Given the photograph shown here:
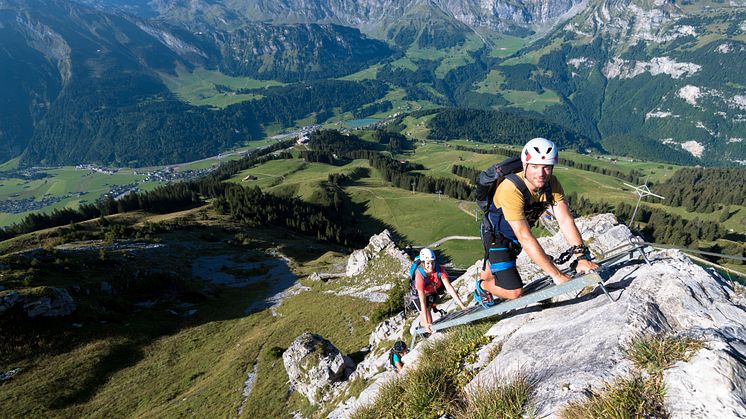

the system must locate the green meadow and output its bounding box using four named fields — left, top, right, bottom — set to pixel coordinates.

left=222, top=135, right=745, bottom=244
left=0, top=168, right=144, bottom=226
left=474, top=69, right=561, bottom=112
left=487, top=35, right=528, bottom=58
left=0, top=141, right=278, bottom=228
left=159, top=67, right=285, bottom=108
